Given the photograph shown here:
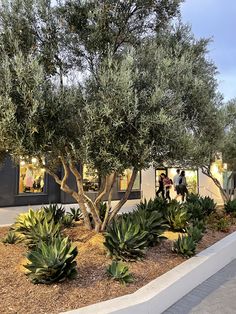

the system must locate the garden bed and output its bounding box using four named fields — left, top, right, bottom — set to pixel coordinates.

left=1, top=222, right=236, bottom=314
